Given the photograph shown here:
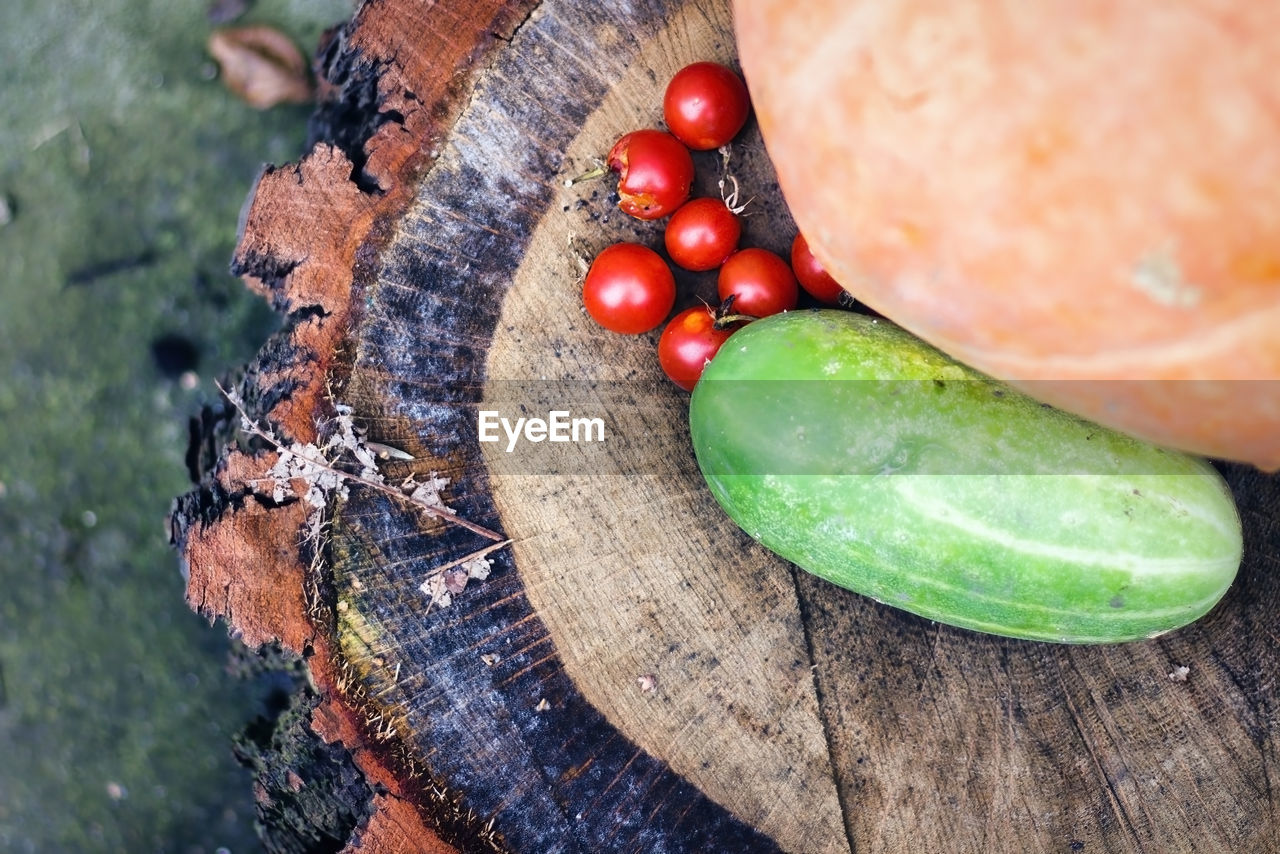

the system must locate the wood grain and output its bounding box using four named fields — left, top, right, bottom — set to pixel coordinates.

left=479, top=5, right=843, bottom=849
left=171, top=0, right=1280, bottom=851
